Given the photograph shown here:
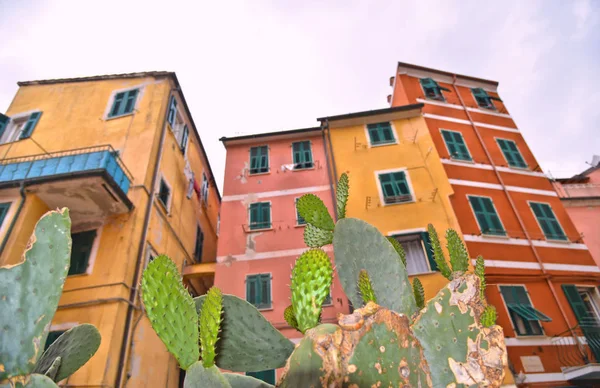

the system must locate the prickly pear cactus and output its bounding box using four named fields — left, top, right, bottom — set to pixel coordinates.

left=0, top=209, right=72, bottom=381
left=303, top=224, right=333, bottom=248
